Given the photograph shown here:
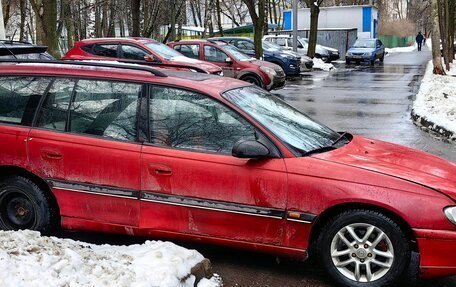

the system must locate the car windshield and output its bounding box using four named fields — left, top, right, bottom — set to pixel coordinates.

left=223, top=86, right=341, bottom=154
left=145, top=42, right=183, bottom=59
left=222, top=44, right=253, bottom=60
left=352, top=39, right=376, bottom=48
left=263, top=41, right=283, bottom=51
